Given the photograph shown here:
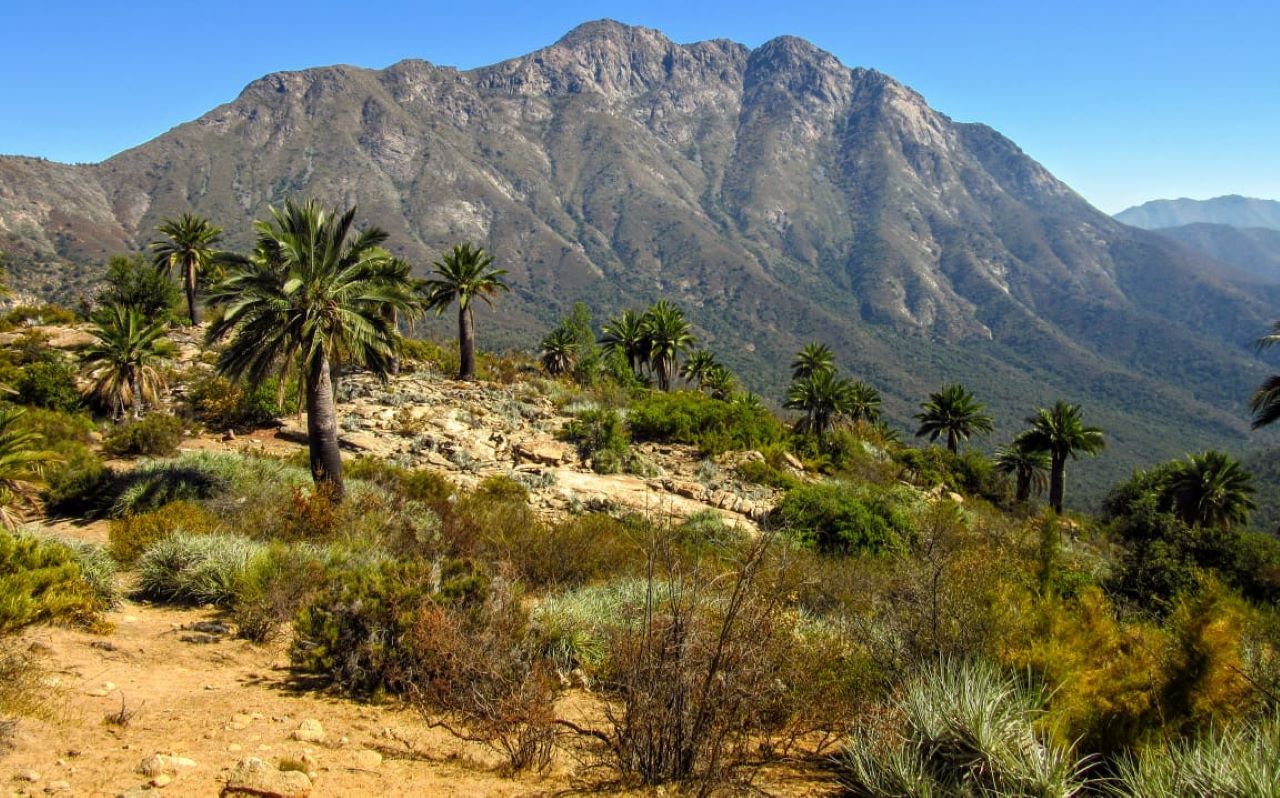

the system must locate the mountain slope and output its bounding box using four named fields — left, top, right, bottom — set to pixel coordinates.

left=1144, top=223, right=1280, bottom=283
left=1, top=19, right=1276, bottom=505
left=1116, top=195, right=1280, bottom=231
